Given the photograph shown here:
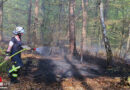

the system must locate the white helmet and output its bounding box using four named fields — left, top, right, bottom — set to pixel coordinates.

left=13, top=26, right=25, bottom=35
